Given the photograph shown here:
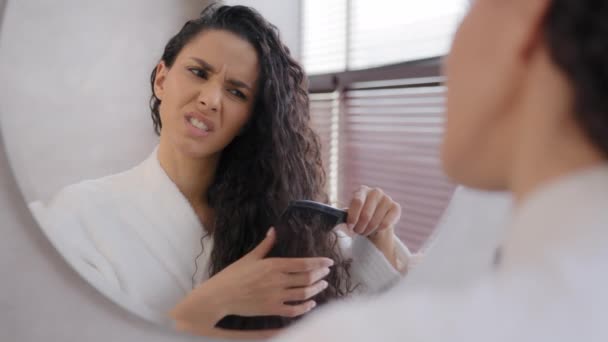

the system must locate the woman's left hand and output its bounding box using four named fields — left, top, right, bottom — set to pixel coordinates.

left=346, top=185, right=401, bottom=238
left=346, top=185, right=403, bottom=271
